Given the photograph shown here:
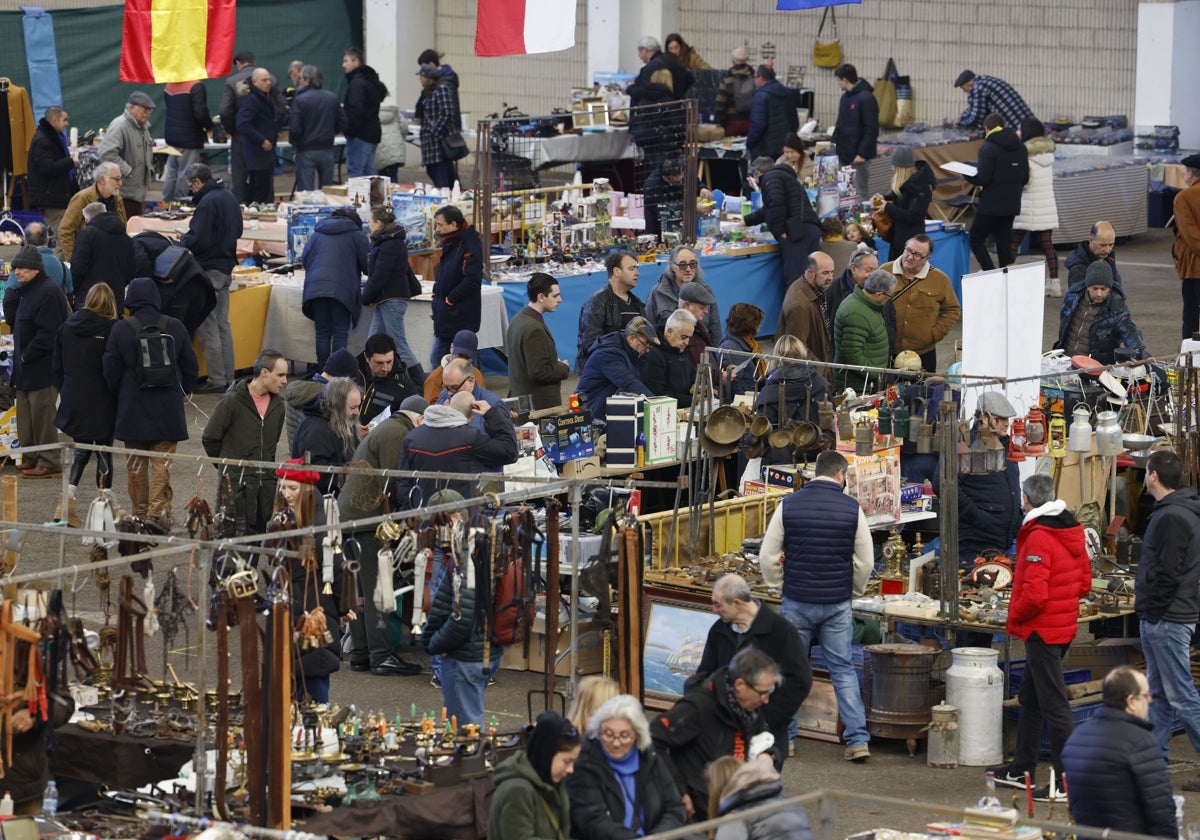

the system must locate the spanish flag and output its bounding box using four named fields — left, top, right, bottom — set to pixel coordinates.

left=120, top=0, right=237, bottom=83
